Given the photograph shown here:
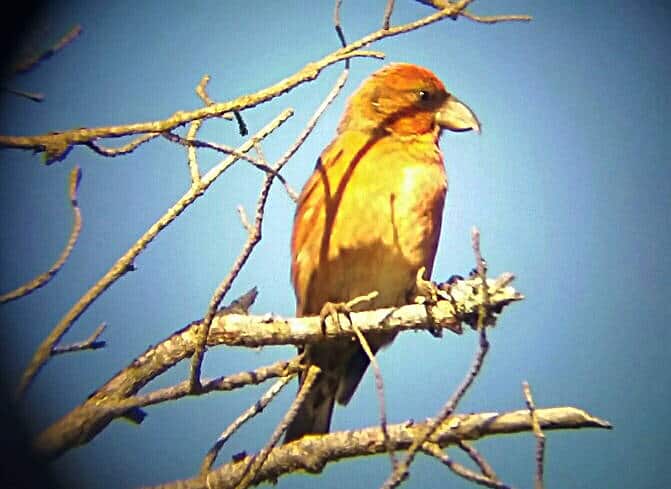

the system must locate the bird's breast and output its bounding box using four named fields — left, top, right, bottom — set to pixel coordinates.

left=292, top=132, right=447, bottom=314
